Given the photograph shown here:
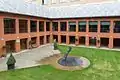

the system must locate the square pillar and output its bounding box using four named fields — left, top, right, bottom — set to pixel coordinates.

left=110, top=20, right=114, bottom=34
left=16, top=18, right=19, bottom=34
left=37, top=20, right=39, bottom=33
left=85, top=35, right=89, bottom=46
left=28, top=19, right=30, bottom=33
left=108, top=20, right=114, bottom=49
left=86, top=20, right=89, bottom=33
left=36, top=20, right=40, bottom=47
left=58, top=35, right=61, bottom=44
left=0, top=17, right=5, bottom=56
left=75, top=21, right=79, bottom=46
left=67, top=21, right=69, bottom=32
left=50, top=21, right=53, bottom=43
left=66, top=21, right=69, bottom=45
left=76, top=21, right=79, bottom=32
left=15, top=18, right=20, bottom=52
left=44, top=35, right=47, bottom=44
left=58, top=21, right=60, bottom=33
left=97, top=21, right=100, bottom=33
left=66, top=34, right=69, bottom=45
left=58, top=21, right=61, bottom=44
left=15, top=39, right=20, bottom=52
left=109, top=36, right=113, bottom=49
